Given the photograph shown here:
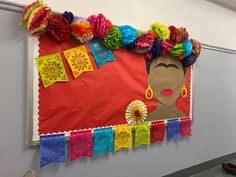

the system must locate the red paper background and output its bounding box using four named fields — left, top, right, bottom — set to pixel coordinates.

left=38, top=34, right=191, bottom=134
